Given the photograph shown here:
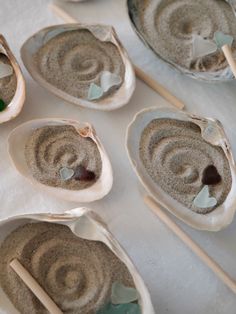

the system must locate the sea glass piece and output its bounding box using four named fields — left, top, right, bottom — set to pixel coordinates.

left=59, top=167, right=74, bottom=181
left=0, top=61, right=13, bottom=79
left=97, top=302, right=141, bottom=314
left=192, top=35, right=217, bottom=59
left=193, top=185, right=217, bottom=209
left=111, top=282, right=139, bottom=305
left=202, top=165, right=221, bottom=185
left=88, top=83, right=103, bottom=100
left=201, top=121, right=222, bottom=146
left=214, top=31, right=234, bottom=49
left=0, top=99, right=7, bottom=112
left=100, top=71, right=122, bottom=93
